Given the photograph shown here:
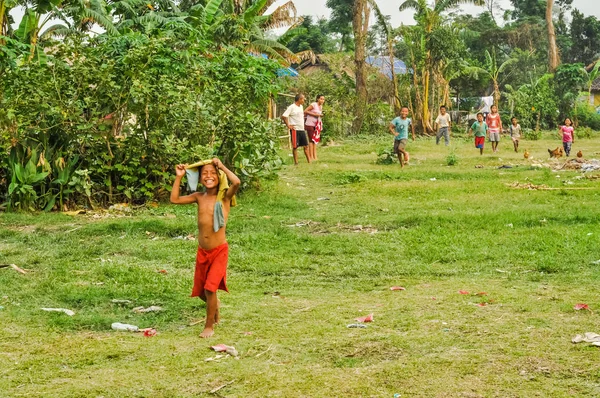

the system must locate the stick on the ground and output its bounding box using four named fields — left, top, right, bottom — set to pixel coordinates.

left=210, top=380, right=235, bottom=394
left=0, top=264, right=27, bottom=274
